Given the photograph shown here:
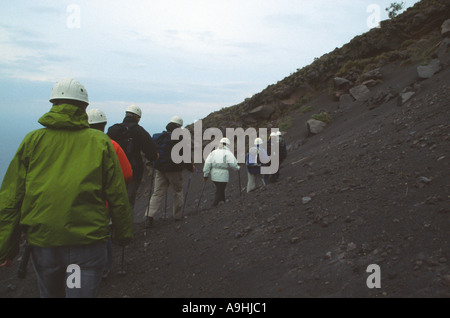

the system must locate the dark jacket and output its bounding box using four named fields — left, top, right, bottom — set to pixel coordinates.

left=154, top=122, right=194, bottom=173
left=122, top=115, right=158, bottom=179
left=267, top=136, right=288, bottom=164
